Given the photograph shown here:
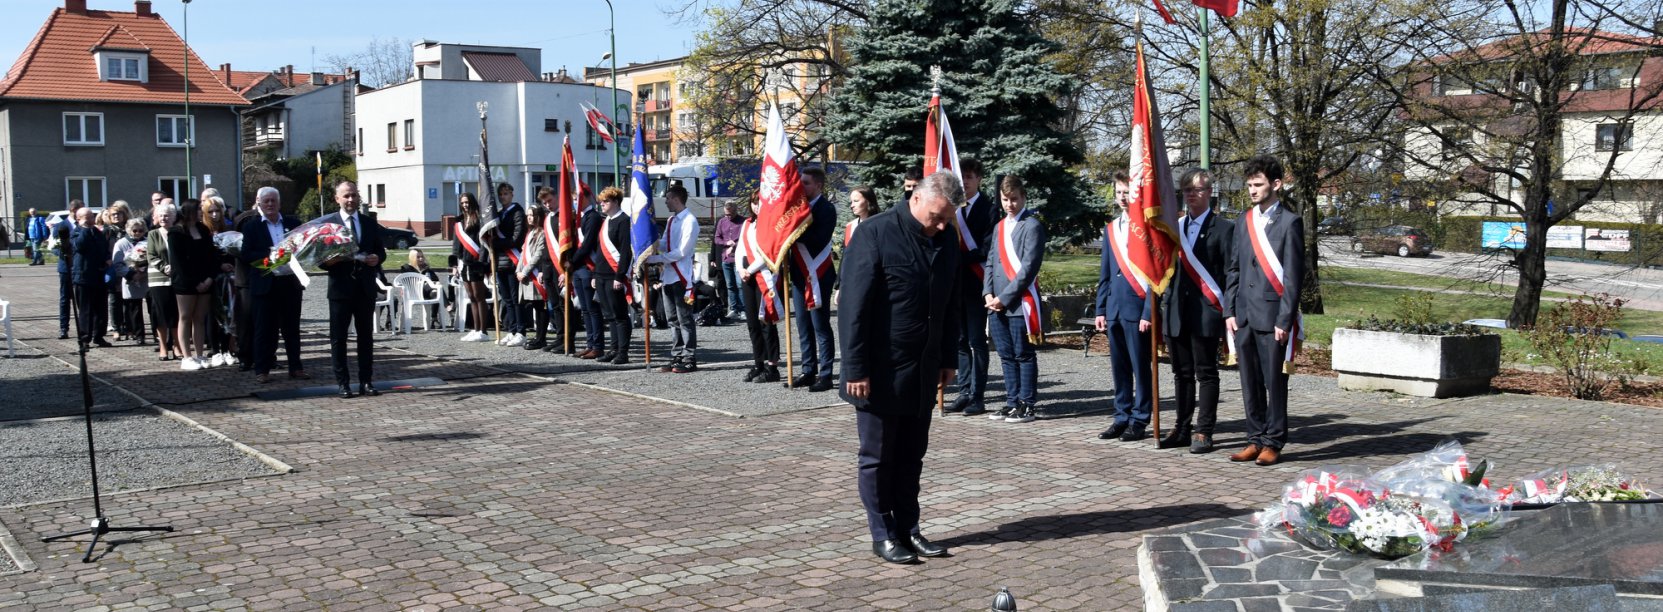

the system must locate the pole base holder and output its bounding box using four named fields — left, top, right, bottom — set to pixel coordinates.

left=42, top=517, right=174, bottom=563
